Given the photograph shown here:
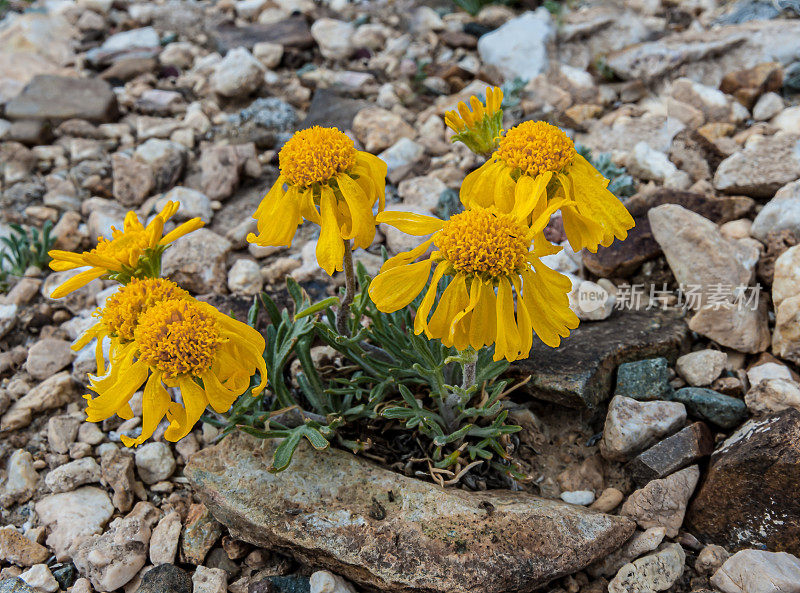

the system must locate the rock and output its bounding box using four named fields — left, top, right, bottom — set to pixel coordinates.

left=47, top=415, right=81, bottom=455
left=211, top=47, right=265, bottom=98
left=186, top=433, right=635, bottom=593
left=590, top=488, right=624, bottom=513
left=134, top=442, right=176, bottom=484
left=352, top=108, right=415, bottom=154
left=378, top=138, right=424, bottom=185
left=25, top=338, right=75, bottom=380
left=0, top=579, right=35, bottom=593
left=510, top=309, right=687, bottom=408
left=0, top=450, right=38, bottom=506
left=162, top=229, right=232, bottom=294
left=45, top=457, right=102, bottom=493
left=227, top=259, right=263, bottom=296
left=181, top=504, right=222, bottom=565
left=773, top=295, right=800, bottom=364
left=0, top=527, right=49, bottom=568
left=156, top=187, right=213, bottom=224
left=199, top=144, right=251, bottom=202
left=301, top=89, right=368, bottom=131
left=398, top=176, right=448, bottom=214
left=35, top=486, right=114, bottom=561
left=1, top=372, right=78, bottom=431
left=608, top=543, right=685, bottom=593
left=667, top=387, right=747, bottom=430
left=688, top=410, right=800, bottom=554
left=477, top=9, right=553, bottom=81
left=73, top=504, right=157, bottom=591
left=615, top=358, right=673, bottom=401
left=720, top=61, right=783, bottom=108
left=751, top=181, right=800, bottom=243
left=589, top=527, right=667, bottom=578
left=560, top=490, right=595, bottom=505
left=134, top=139, right=186, bottom=192
left=745, top=378, right=800, bottom=416
left=714, top=133, right=800, bottom=198
left=210, top=17, right=314, bottom=53
left=626, top=142, right=690, bottom=188
left=99, top=448, right=135, bottom=512
left=688, top=301, right=770, bottom=354
left=601, top=395, right=686, bottom=462
left=621, top=465, right=700, bottom=538
left=695, top=544, right=730, bottom=576
left=753, top=92, right=784, bottom=120
left=253, top=41, right=283, bottom=68
left=309, top=571, right=355, bottom=593
left=5, top=75, right=118, bottom=123
left=192, top=567, right=227, bottom=593
left=0, top=304, right=17, bottom=340
left=310, top=19, right=354, bottom=60
left=18, top=565, right=58, bottom=593
left=772, top=244, right=800, bottom=307
left=648, top=205, right=750, bottom=308
left=711, top=550, right=800, bottom=593
left=676, top=350, right=727, bottom=386
left=626, top=422, right=714, bottom=486
left=135, top=564, right=192, bottom=593
left=773, top=107, right=800, bottom=135
left=112, top=154, right=155, bottom=207
left=150, top=512, right=182, bottom=564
